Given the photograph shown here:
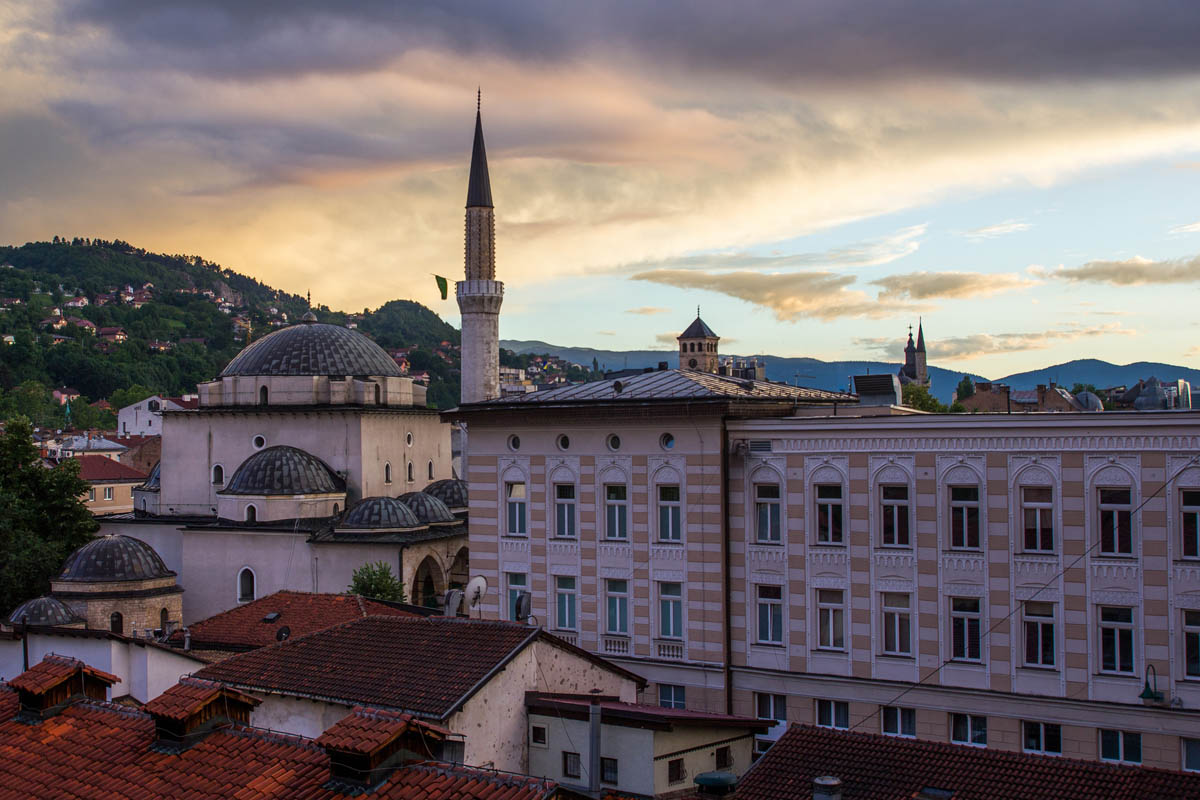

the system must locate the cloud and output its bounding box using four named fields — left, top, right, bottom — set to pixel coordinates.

left=655, top=332, right=680, bottom=345
left=1039, top=255, right=1200, bottom=285
left=871, top=270, right=1035, bottom=301
left=597, top=330, right=616, bottom=335
left=855, top=323, right=1135, bottom=361
left=624, top=306, right=671, bottom=315
left=964, top=220, right=1031, bottom=240
left=1169, top=221, right=1200, bottom=234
